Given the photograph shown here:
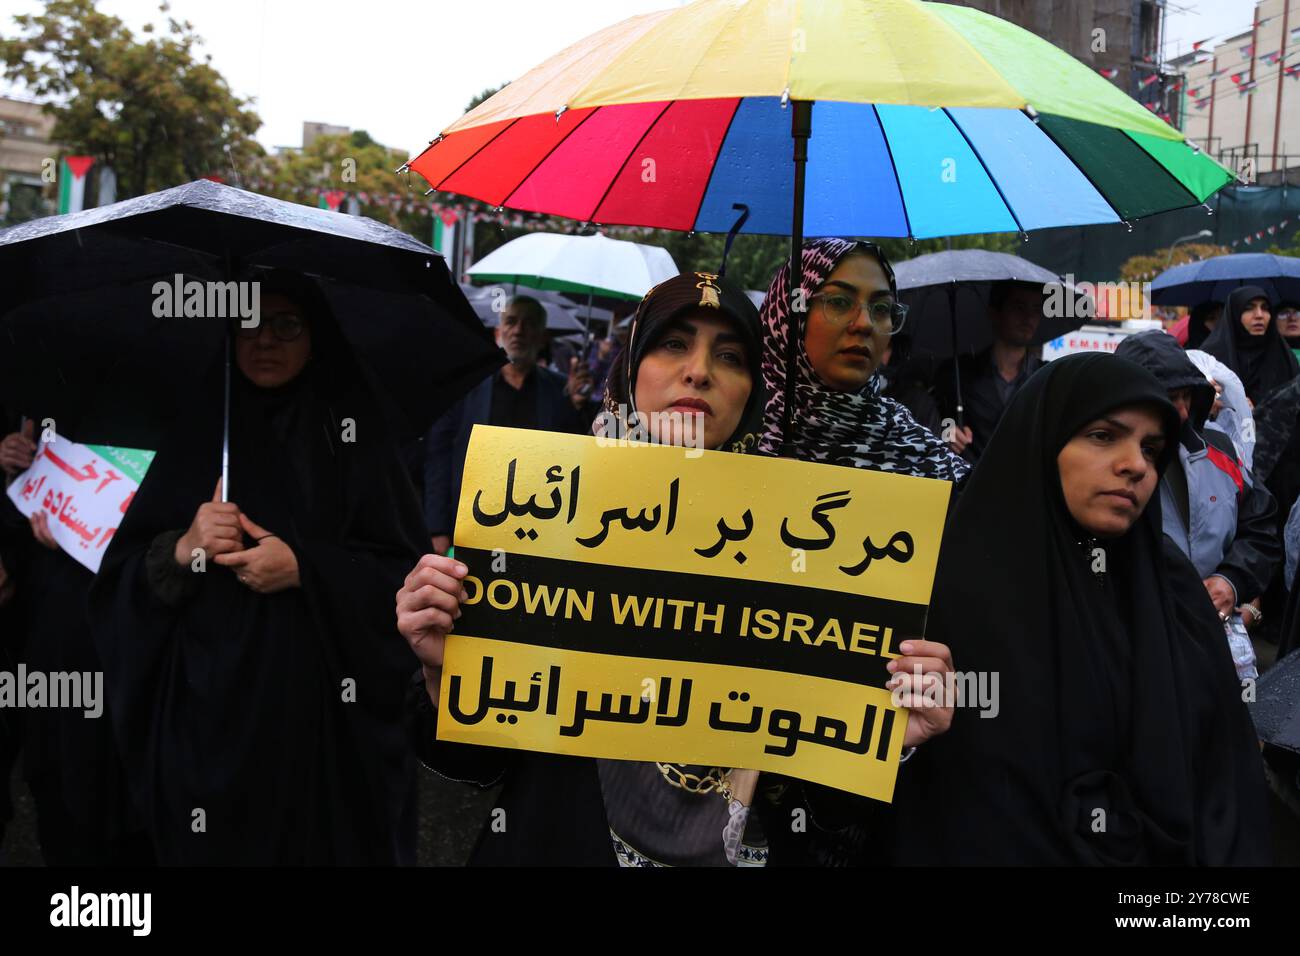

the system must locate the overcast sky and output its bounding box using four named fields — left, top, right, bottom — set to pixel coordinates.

left=0, top=0, right=1262, bottom=159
